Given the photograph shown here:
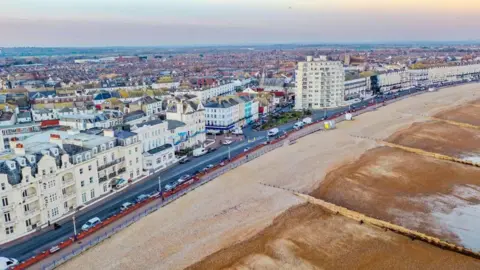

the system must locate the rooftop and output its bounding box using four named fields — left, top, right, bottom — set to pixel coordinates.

left=167, top=120, right=186, bottom=130
left=146, top=144, right=173, bottom=155
left=135, top=119, right=164, bottom=128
